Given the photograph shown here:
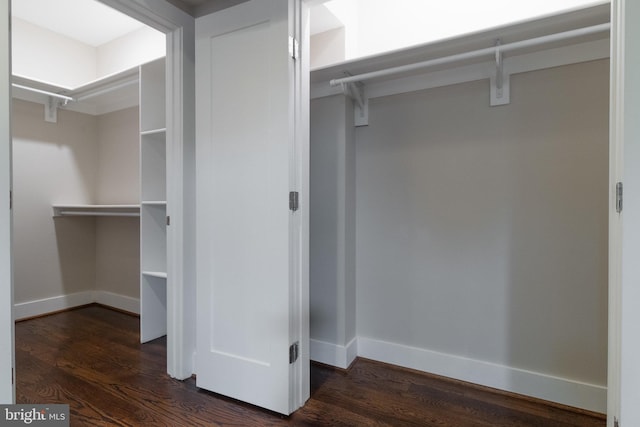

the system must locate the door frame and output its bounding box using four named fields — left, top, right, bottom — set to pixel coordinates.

left=97, top=0, right=196, bottom=380
left=608, top=2, right=622, bottom=426
left=0, top=0, right=197, bottom=403
left=0, top=0, right=14, bottom=405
